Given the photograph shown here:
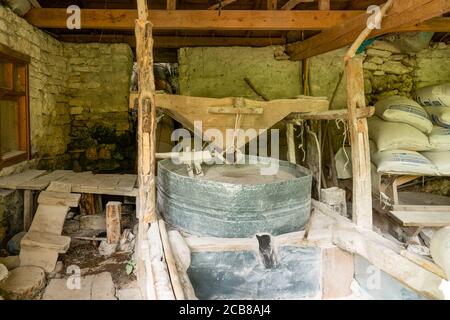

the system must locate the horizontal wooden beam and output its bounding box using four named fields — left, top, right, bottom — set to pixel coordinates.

left=399, top=17, right=450, bottom=32
left=286, top=106, right=374, bottom=121
left=25, top=9, right=364, bottom=31
left=287, top=0, right=450, bottom=60
left=57, top=34, right=286, bottom=48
